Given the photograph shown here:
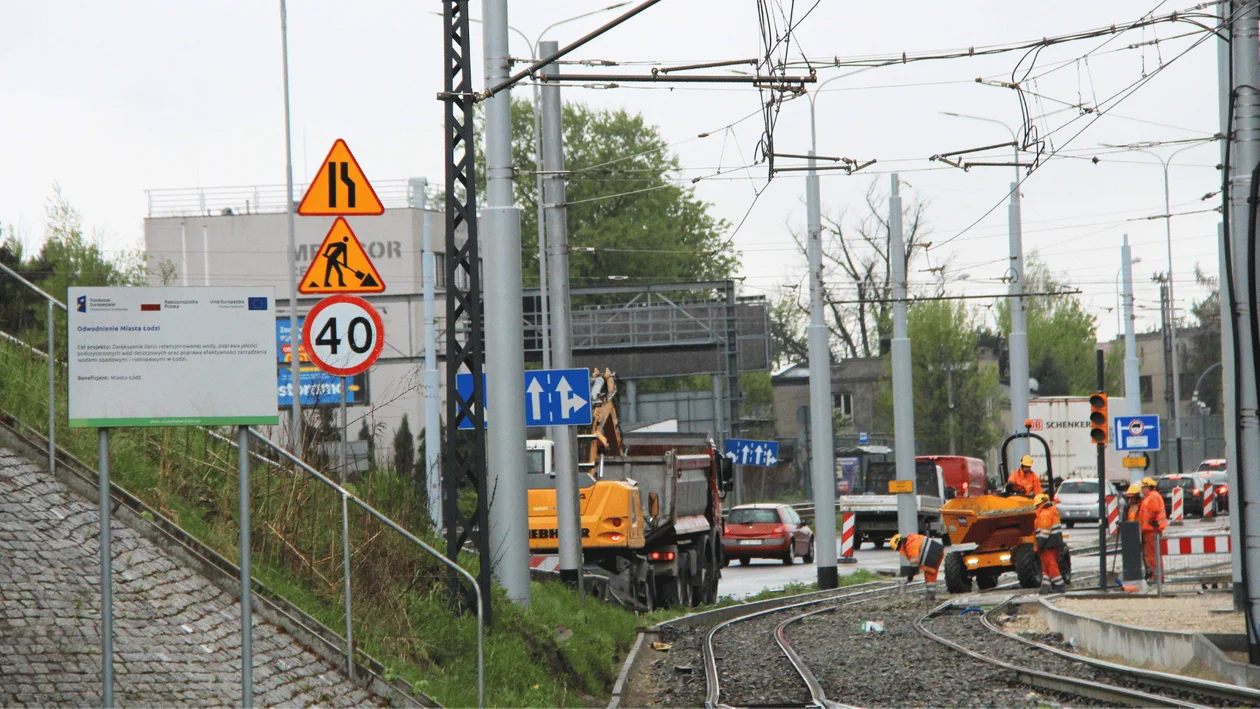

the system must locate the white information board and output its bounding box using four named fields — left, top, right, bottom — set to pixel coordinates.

left=68, top=287, right=279, bottom=428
